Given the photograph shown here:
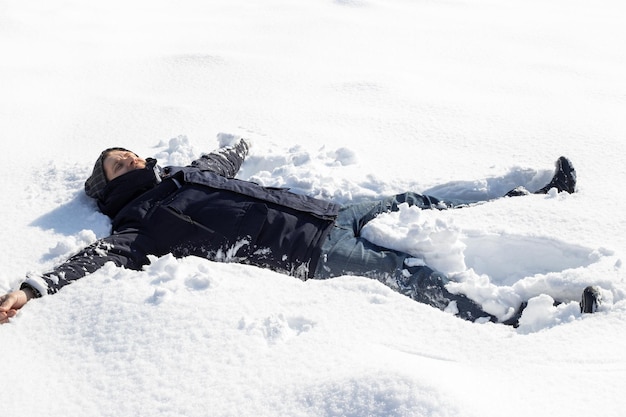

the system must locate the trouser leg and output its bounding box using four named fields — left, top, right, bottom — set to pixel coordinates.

left=314, top=192, right=439, bottom=279
left=313, top=193, right=495, bottom=322
left=398, top=266, right=496, bottom=322
left=340, top=192, right=450, bottom=236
